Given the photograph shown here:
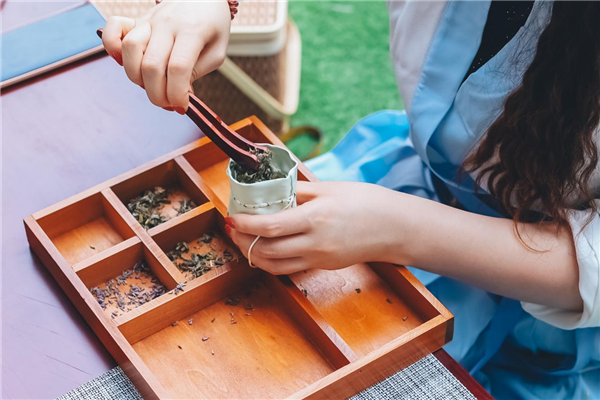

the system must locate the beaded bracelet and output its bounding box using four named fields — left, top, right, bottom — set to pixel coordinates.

left=154, top=0, right=238, bottom=20
left=228, top=0, right=239, bottom=20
